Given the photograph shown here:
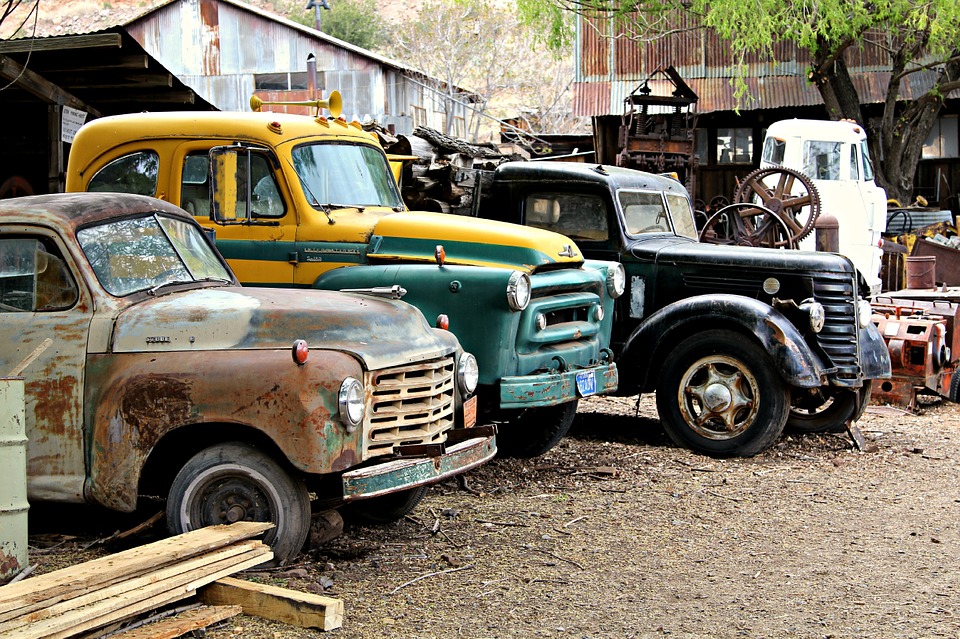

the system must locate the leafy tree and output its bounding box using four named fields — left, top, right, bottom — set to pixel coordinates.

left=518, top=0, right=960, bottom=204
left=289, top=0, right=382, bottom=50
